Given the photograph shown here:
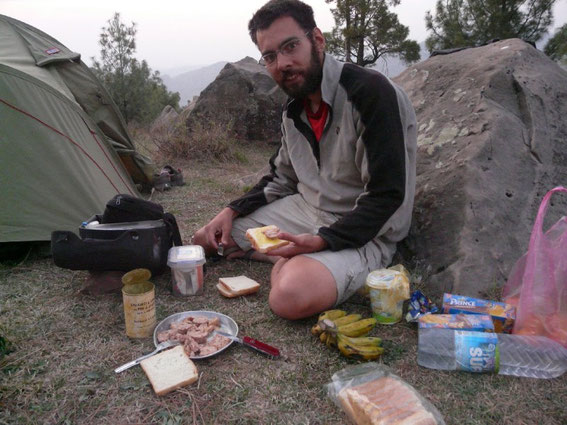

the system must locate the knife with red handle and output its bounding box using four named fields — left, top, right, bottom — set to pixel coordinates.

left=215, top=331, right=280, bottom=358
